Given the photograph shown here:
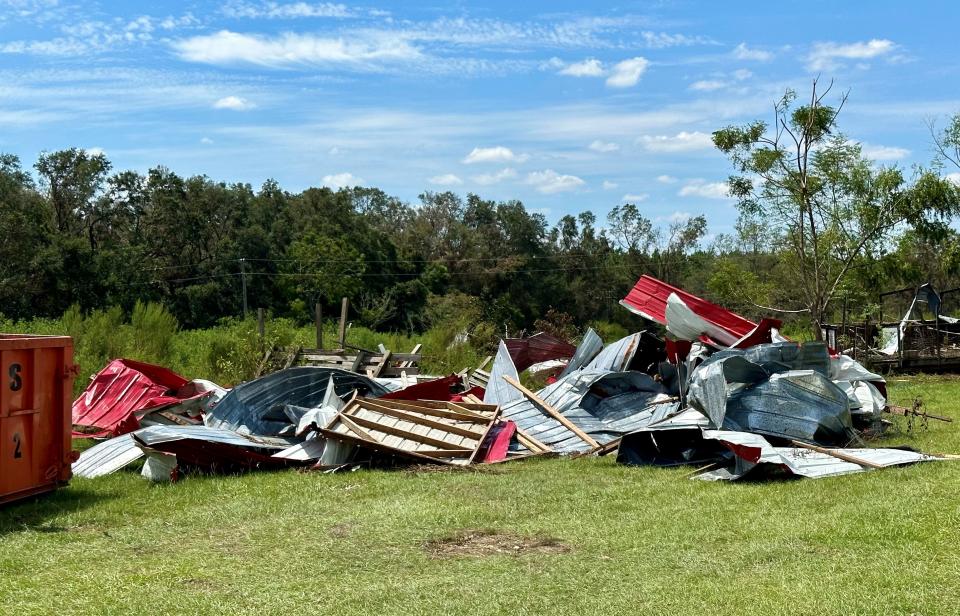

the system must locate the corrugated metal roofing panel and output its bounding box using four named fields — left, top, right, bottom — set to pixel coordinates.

left=484, top=341, right=524, bottom=407
left=72, top=434, right=144, bottom=478
left=585, top=334, right=640, bottom=372
left=206, top=367, right=389, bottom=437
left=558, top=328, right=604, bottom=378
